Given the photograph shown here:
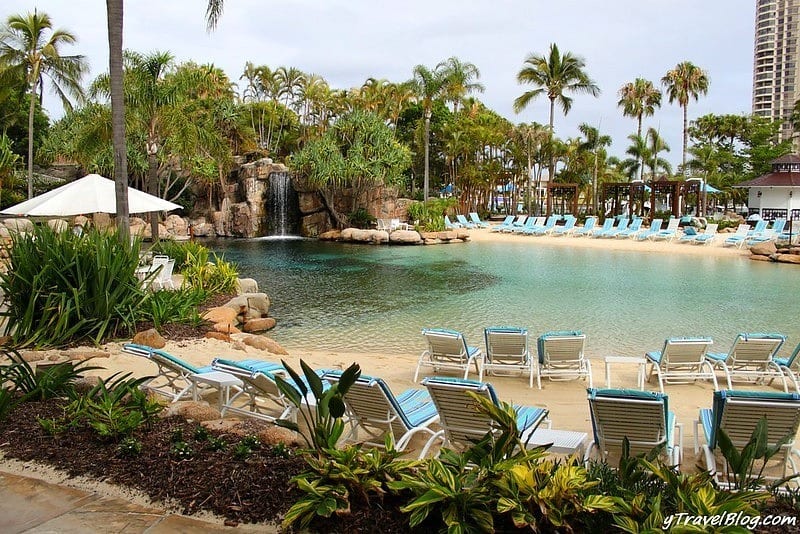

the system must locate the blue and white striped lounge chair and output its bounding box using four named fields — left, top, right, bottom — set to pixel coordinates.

left=645, top=337, right=717, bottom=393
left=746, top=218, right=786, bottom=246
left=775, top=341, right=800, bottom=393
left=650, top=218, right=681, bottom=242
left=419, top=376, right=550, bottom=456
left=444, top=215, right=462, bottom=229
left=490, top=215, right=515, bottom=232
left=414, top=328, right=483, bottom=382
left=722, top=223, right=752, bottom=248
left=469, top=212, right=490, bottom=228
left=121, top=343, right=282, bottom=403
left=634, top=219, right=662, bottom=240
left=323, top=370, right=440, bottom=455
left=456, top=214, right=476, bottom=229
left=585, top=388, right=681, bottom=466
left=705, top=333, right=787, bottom=390
left=691, top=224, right=718, bottom=245
left=615, top=217, right=643, bottom=239
left=536, top=331, right=592, bottom=389
left=483, top=326, right=534, bottom=388
left=569, top=216, right=598, bottom=237
left=584, top=217, right=612, bottom=238
left=693, top=390, right=800, bottom=489
left=598, top=218, right=629, bottom=238
left=551, top=216, right=579, bottom=236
